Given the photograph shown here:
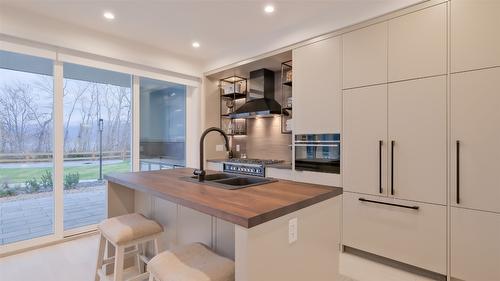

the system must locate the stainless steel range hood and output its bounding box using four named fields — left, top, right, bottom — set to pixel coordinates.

left=229, top=69, right=285, bottom=119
